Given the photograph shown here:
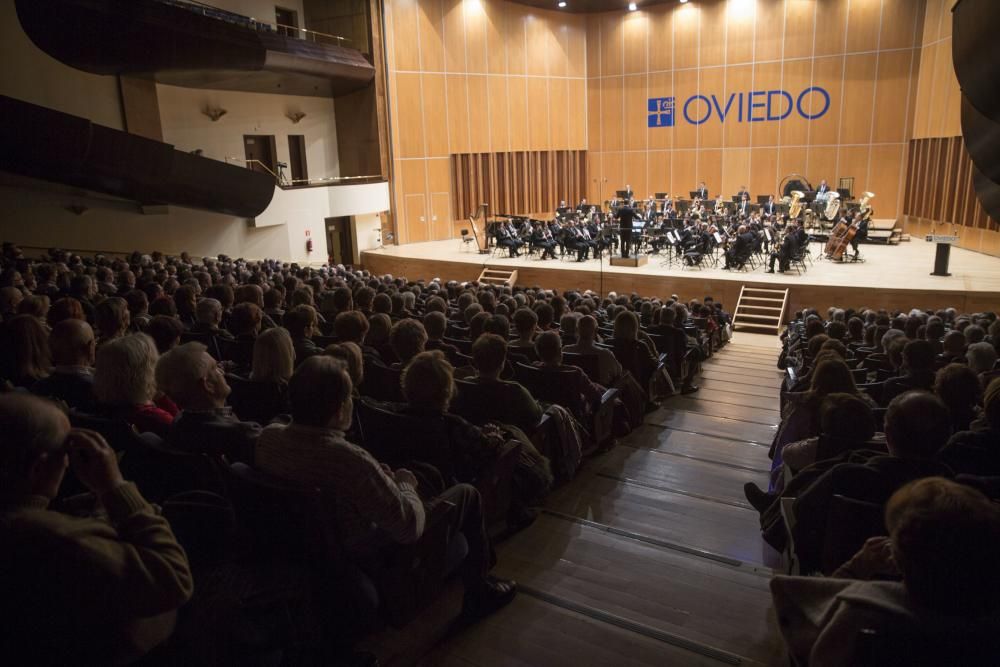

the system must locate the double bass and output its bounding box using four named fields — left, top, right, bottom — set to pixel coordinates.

left=825, top=216, right=860, bottom=260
